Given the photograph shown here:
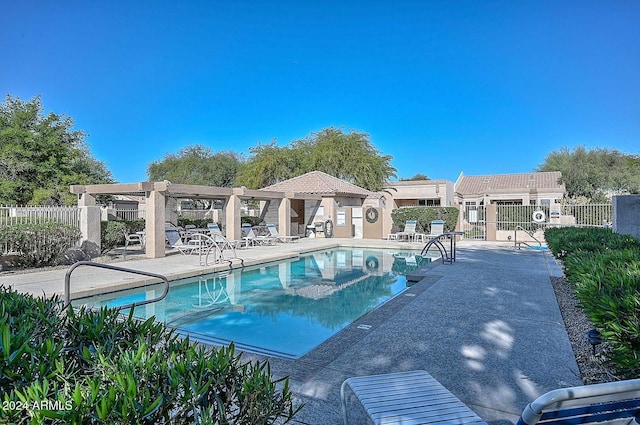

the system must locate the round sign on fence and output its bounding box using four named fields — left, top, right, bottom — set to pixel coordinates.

left=532, top=210, right=546, bottom=223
